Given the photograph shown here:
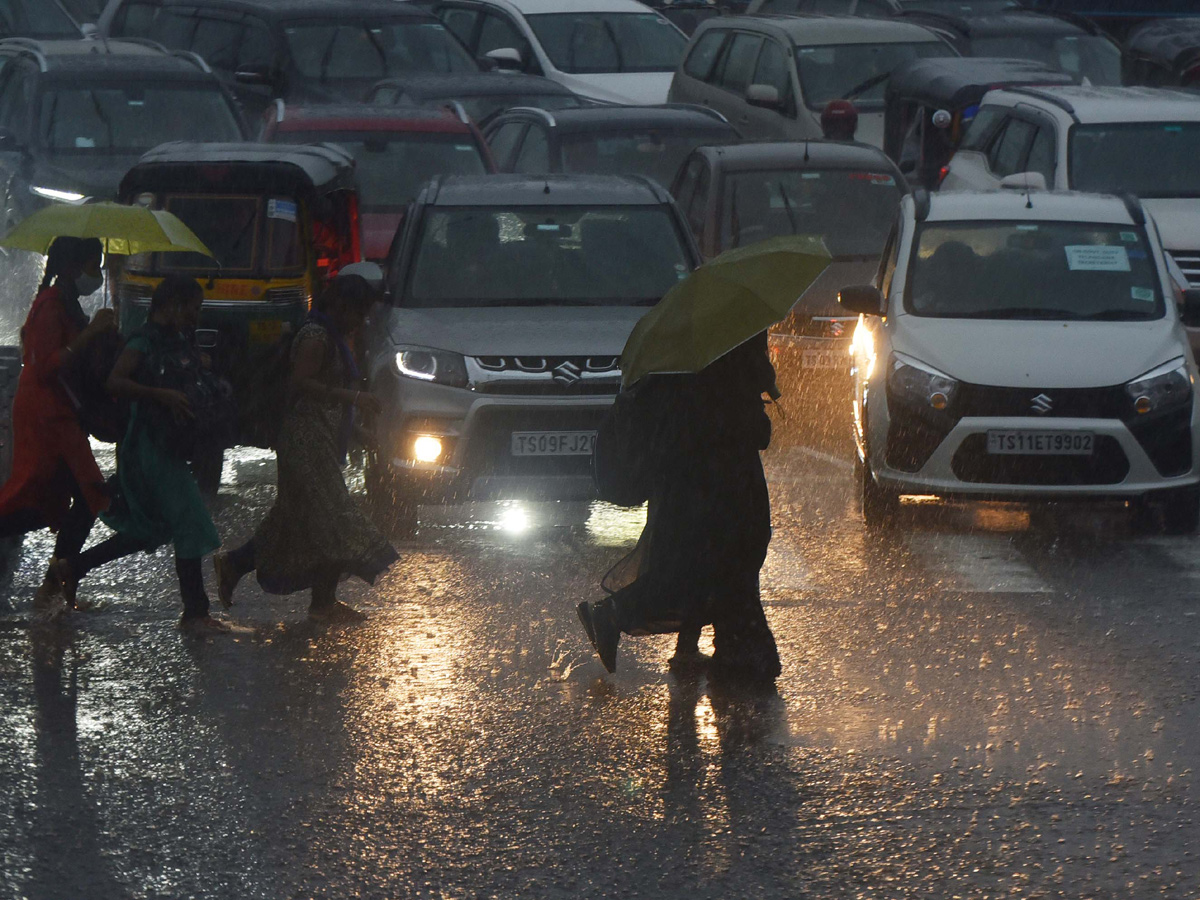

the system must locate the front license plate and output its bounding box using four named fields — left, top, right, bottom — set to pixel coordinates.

left=986, top=430, right=1094, bottom=455
left=511, top=431, right=597, bottom=456
left=802, top=349, right=843, bottom=370
left=248, top=319, right=284, bottom=343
